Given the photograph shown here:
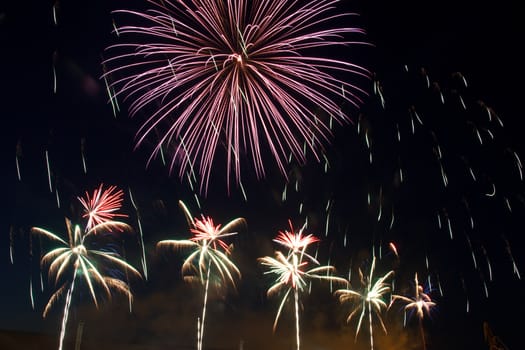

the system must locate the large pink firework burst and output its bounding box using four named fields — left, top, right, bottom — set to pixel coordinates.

left=104, top=0, right=370, bottom=192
